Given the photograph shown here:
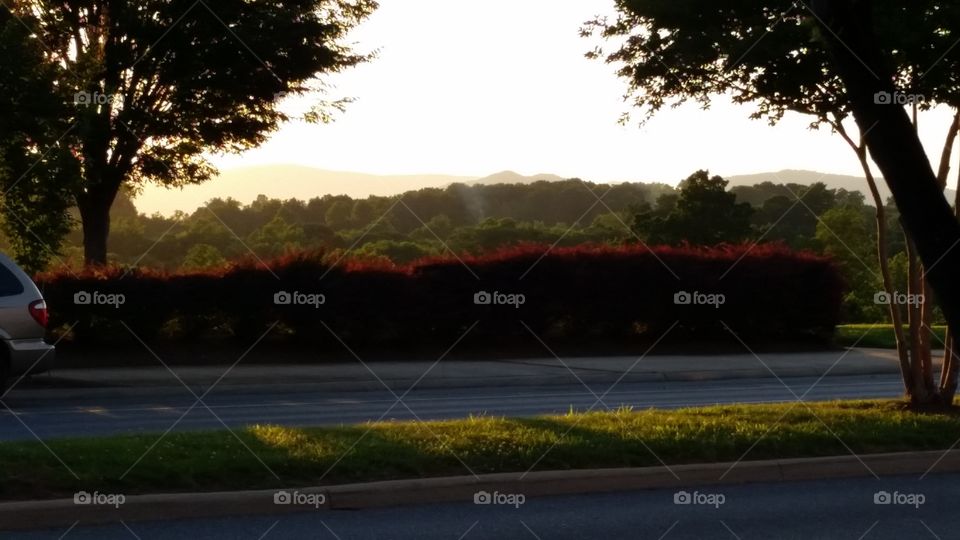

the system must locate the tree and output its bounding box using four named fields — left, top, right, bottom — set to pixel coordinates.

left=0, top=6, right=78, bottom=272
left=182, top=244, right=227, bottom=271
left=587, top=0, right=960, bottom=405
left=809, top=0, right=960, bottom=404
left=4, top=0, right=377, bottom=266
left=633, top=171, right=753, bottom=246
